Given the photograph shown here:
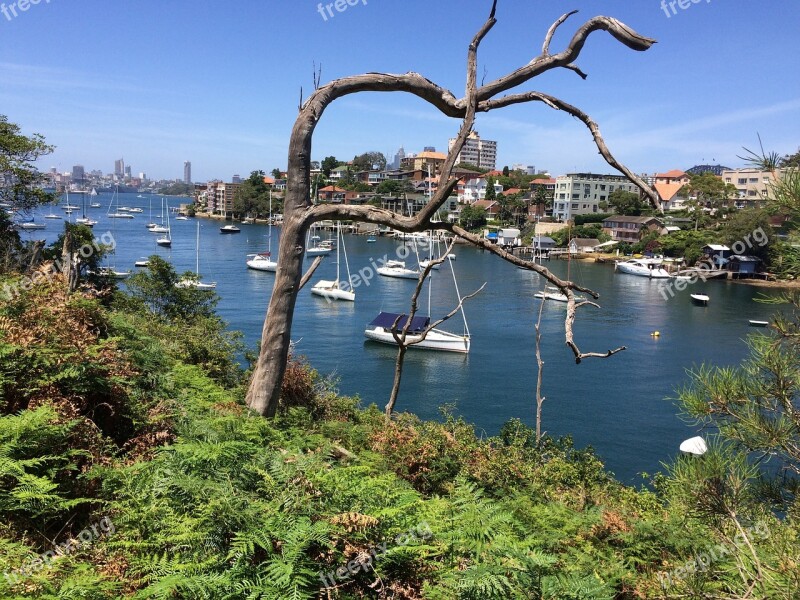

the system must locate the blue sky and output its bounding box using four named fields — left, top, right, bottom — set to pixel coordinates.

left=1, top=0, right=798, bottom=181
